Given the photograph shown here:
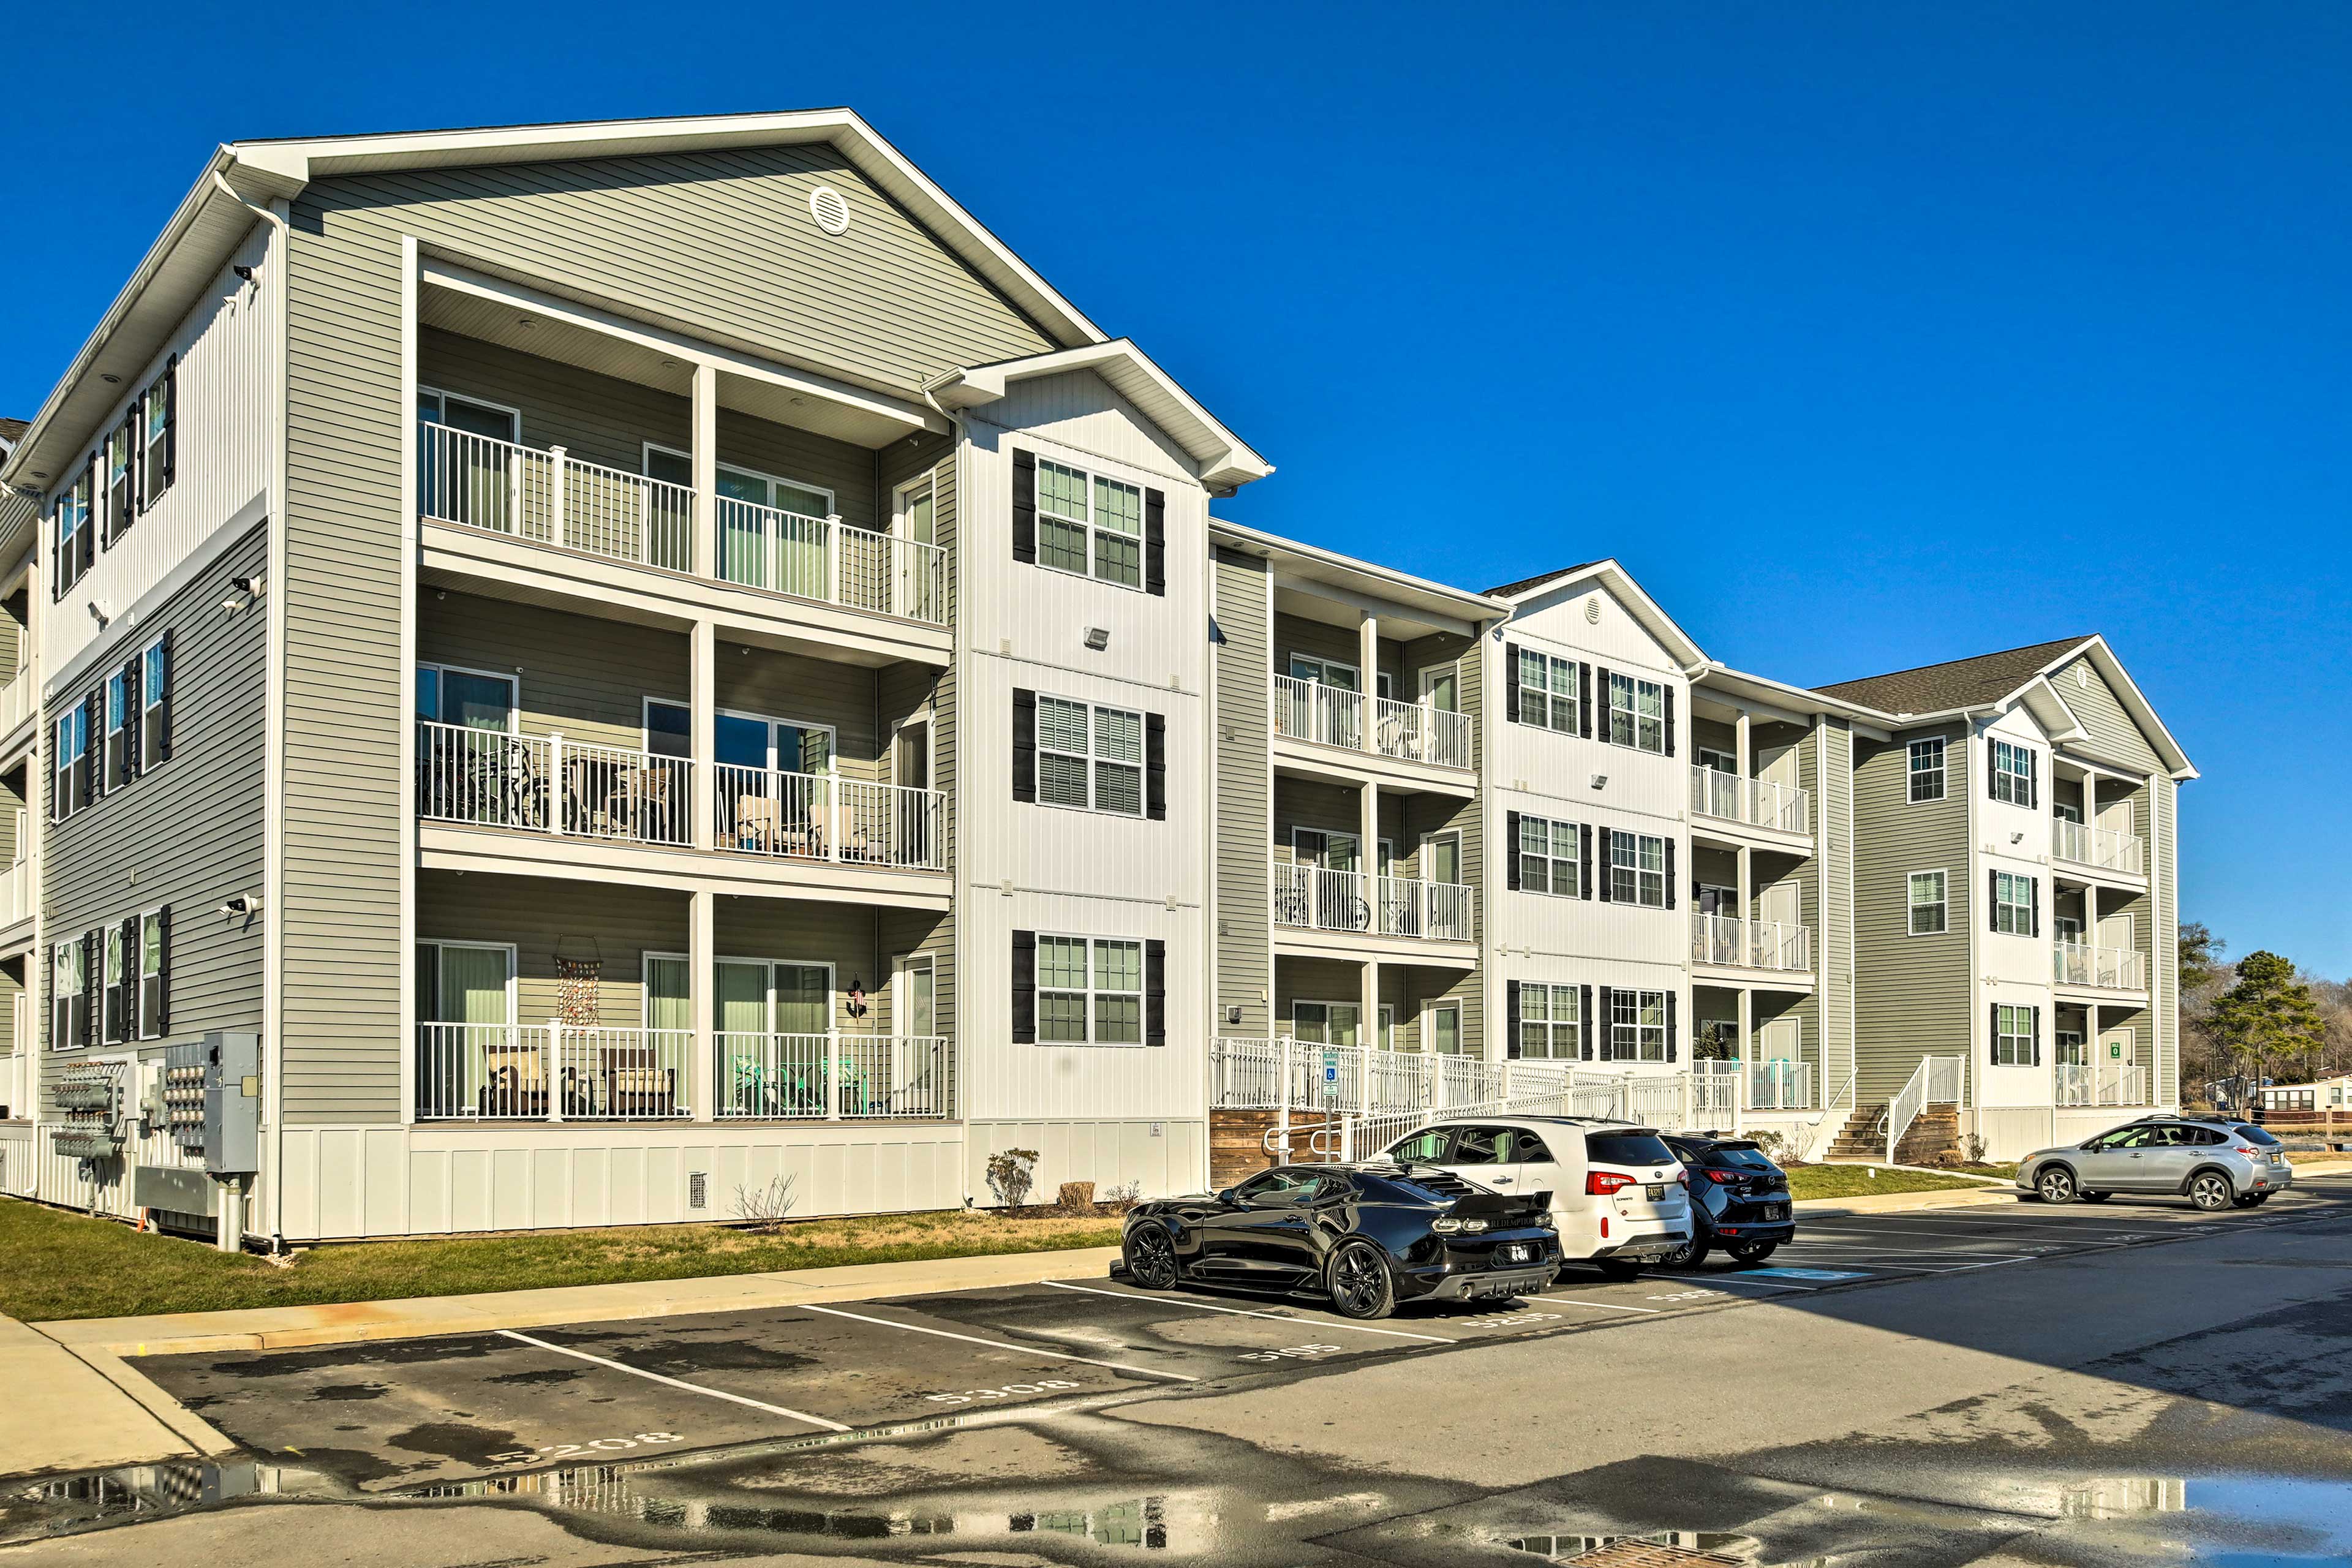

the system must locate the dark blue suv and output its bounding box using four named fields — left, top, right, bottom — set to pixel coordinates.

left=1660, top=1135, right=1795, bottom=1267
